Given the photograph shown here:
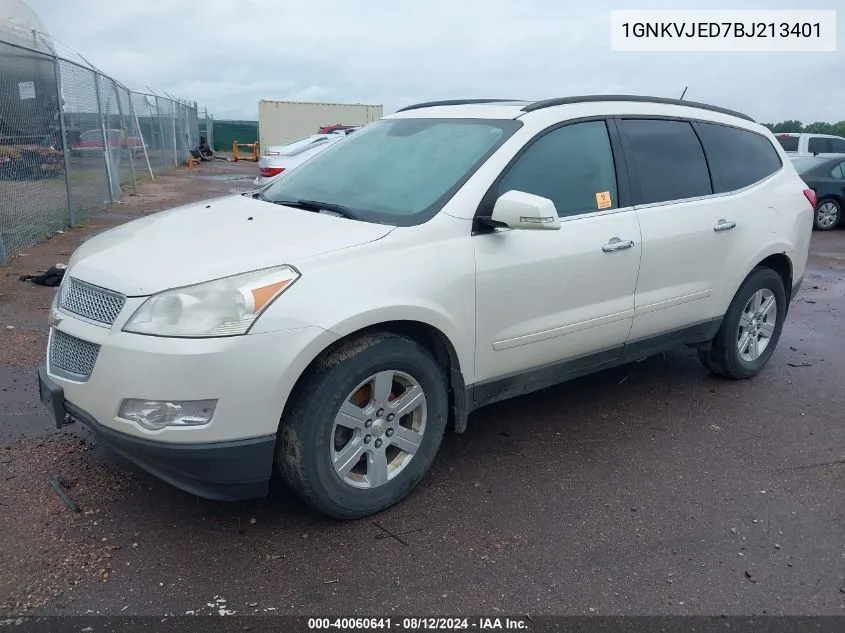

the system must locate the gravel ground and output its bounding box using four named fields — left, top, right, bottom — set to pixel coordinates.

left=0, top=165, right=843, bottom=618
